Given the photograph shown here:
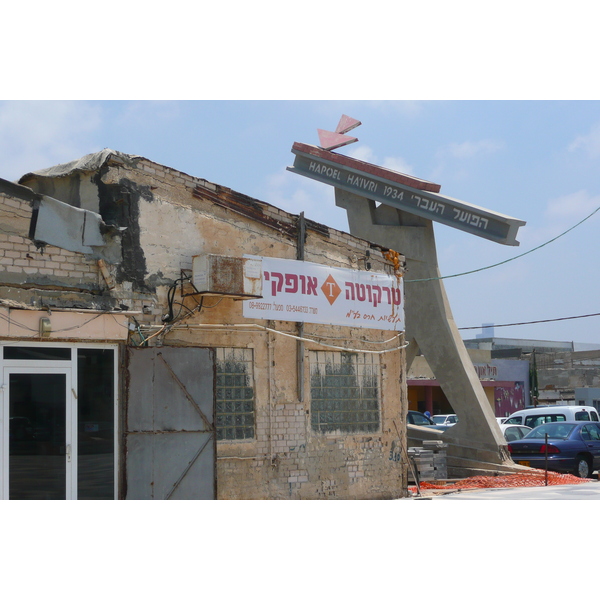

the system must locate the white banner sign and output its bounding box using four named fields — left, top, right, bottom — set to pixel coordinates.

left=242, top=256, right=404, bottom=331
